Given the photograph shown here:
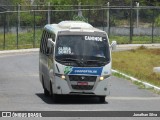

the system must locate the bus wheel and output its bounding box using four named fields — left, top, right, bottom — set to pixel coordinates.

left=42, top=78, right=50, bottom=96
left=99, top=96, right=106, bottom=103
